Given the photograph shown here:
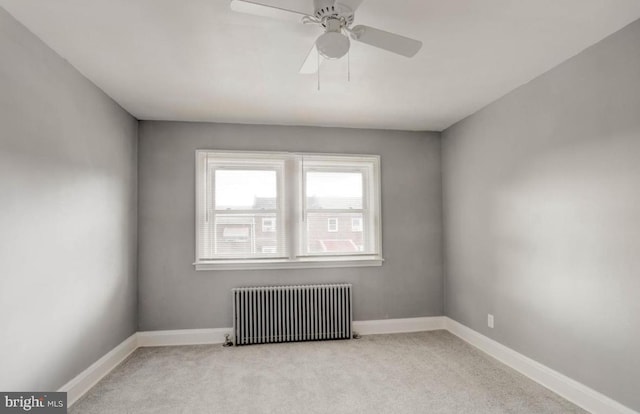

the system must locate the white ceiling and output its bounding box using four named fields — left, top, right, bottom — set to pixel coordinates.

left=2, top=0, right=640, bottom=131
